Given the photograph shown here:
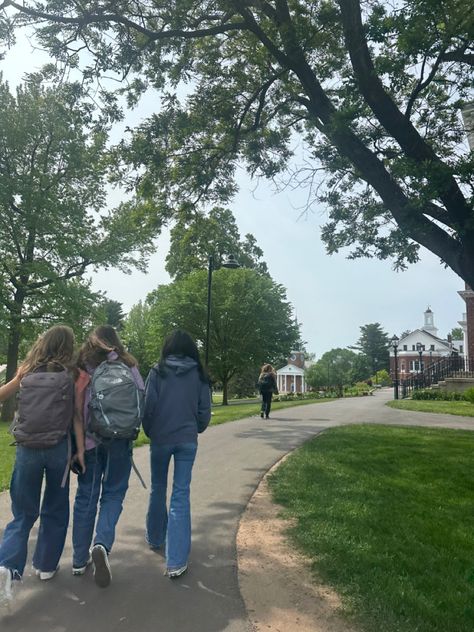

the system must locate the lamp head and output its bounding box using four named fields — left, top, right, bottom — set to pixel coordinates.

left=390, top=335, right=399, bottom=349
left=416, top=342, right=422, bottom=352
left=221, top=254, right=240, bottom=269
